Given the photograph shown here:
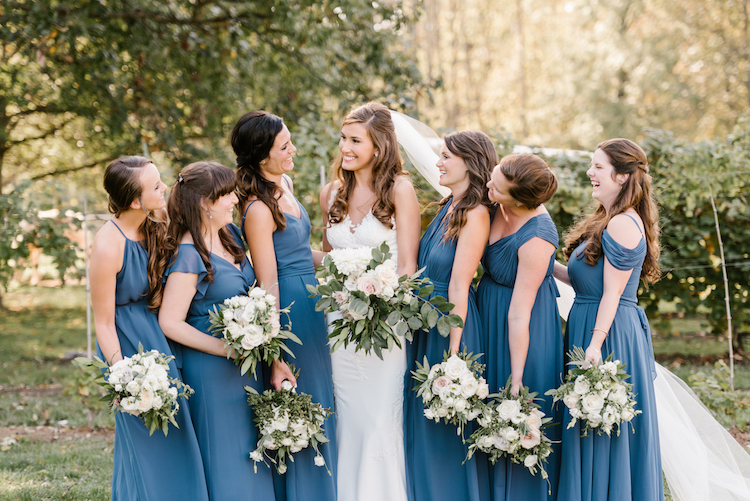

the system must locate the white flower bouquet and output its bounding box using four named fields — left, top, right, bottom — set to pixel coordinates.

left=245, top=380, right=331, bottom=475
left=411, top=349, right=490, bottom=437
left=208, top=285, right=302, bottom=378
left=307, top=242, right=463, bottom=359
left=73, top=344, right=192, bottom=436
left=545, top=346, right=641, bottom=437
left=466, top=381, right=554, bottom=483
